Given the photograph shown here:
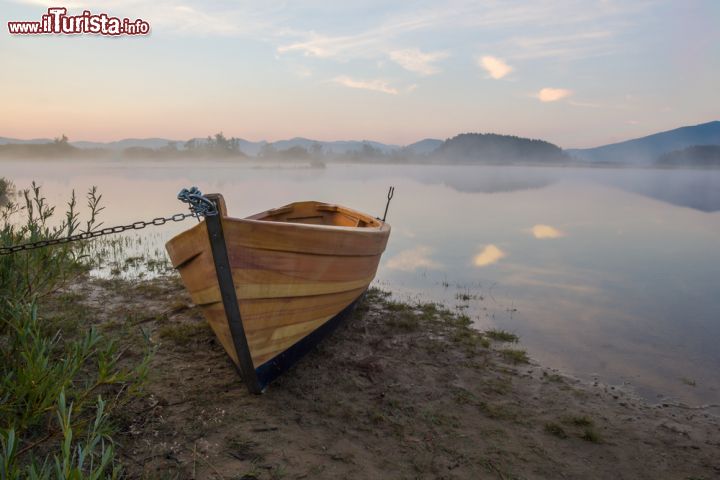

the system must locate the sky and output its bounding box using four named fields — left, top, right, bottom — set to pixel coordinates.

left=1, top=0, right=719, bottom=148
